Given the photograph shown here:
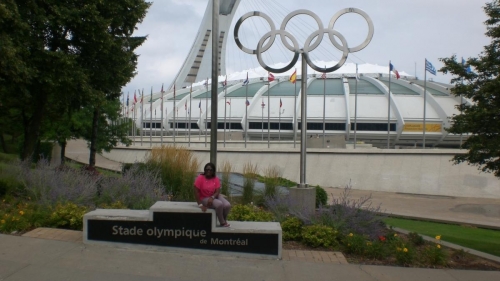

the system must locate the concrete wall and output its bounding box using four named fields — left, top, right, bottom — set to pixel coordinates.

left=102, top=147, right=500, bottom=199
